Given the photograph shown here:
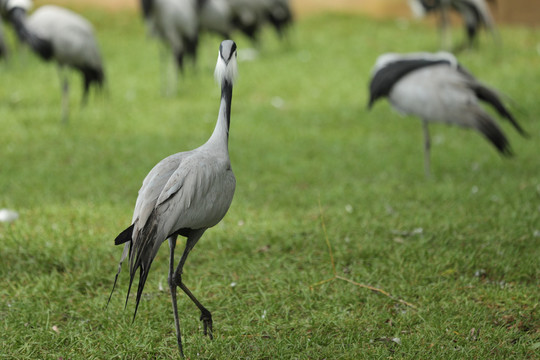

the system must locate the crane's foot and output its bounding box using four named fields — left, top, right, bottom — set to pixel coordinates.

left=175, top=337, right=185, bottom=358
left=200, top=310, right=213, bottom=340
